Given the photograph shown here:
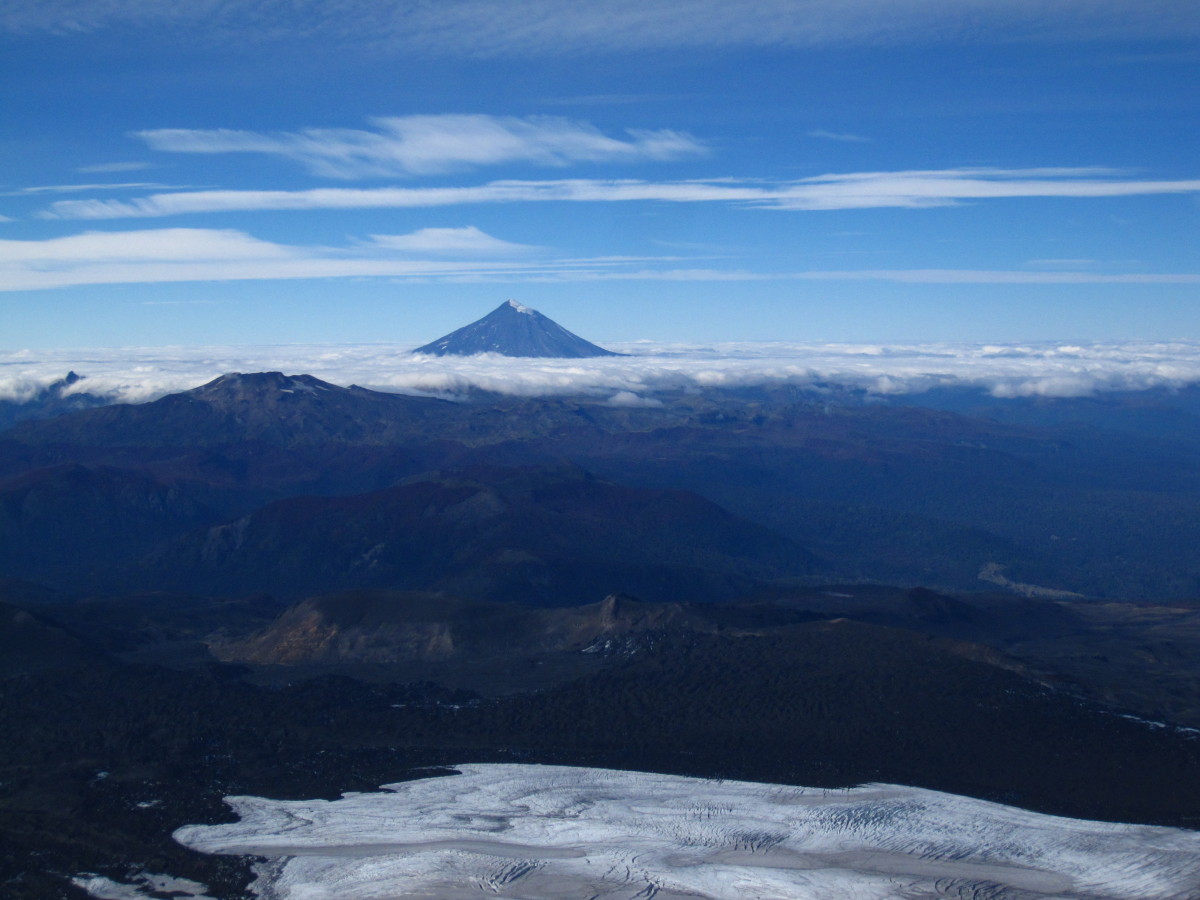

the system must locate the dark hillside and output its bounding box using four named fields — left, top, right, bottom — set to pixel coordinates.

left=133, top=466, right=820, bottom=602
left=5, top=376, right=1200, bottom=598
left=0, top=464, right=216, bottom=587
left=3, top=613, right=1199, bottom=899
